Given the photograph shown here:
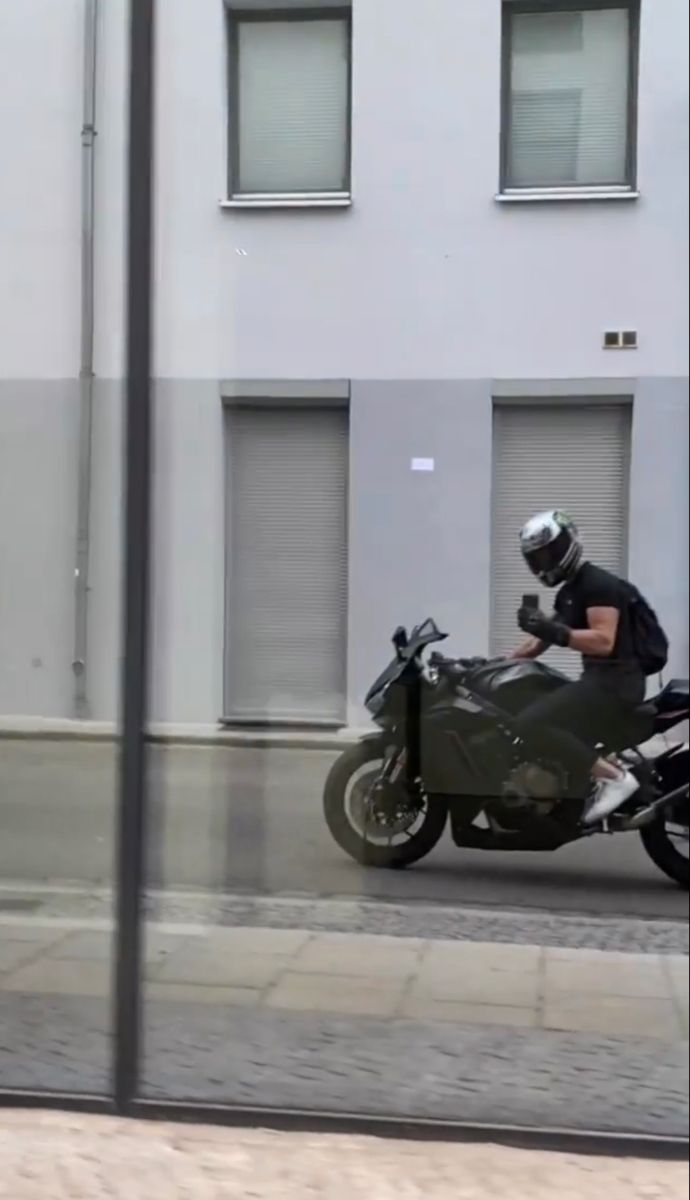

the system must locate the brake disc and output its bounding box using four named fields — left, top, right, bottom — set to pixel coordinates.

left=349, top=769, right=421, bottom=837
